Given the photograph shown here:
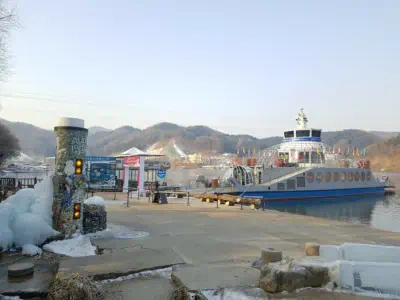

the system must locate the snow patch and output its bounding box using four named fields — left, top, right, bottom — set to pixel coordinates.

left=85, top=224, right=150, bottom=240
left=304, top=243, right=400, bottom=298
left=22, top=244, right=42, bottom=256
left=200, top=288, right=267, bottom=300
left=43, top=235, right=96, bottom=257
left=0, top=177, right=57, bottom=251
left=173, top=140, right=187, bottom=158
left=100, top=267, right=172, bottom=285
left=84, top=196, right=105, bottom=206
